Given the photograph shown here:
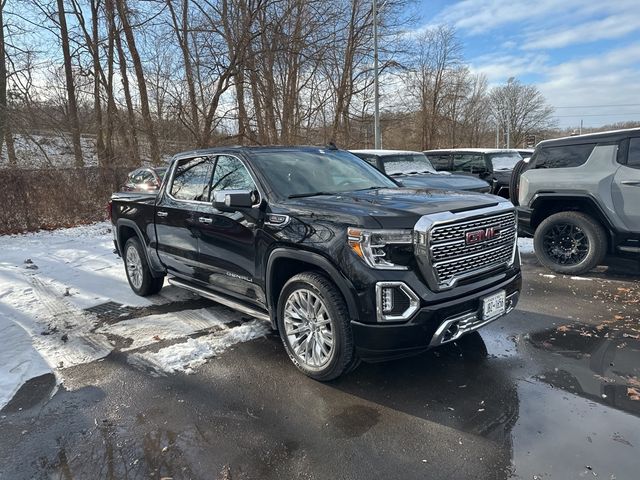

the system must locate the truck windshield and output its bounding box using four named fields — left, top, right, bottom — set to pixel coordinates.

left=252, top=149, right=397, bottom=199
left=381, top=154, right=437, bottom=175
left=488, top=152, right=521, bottom=171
